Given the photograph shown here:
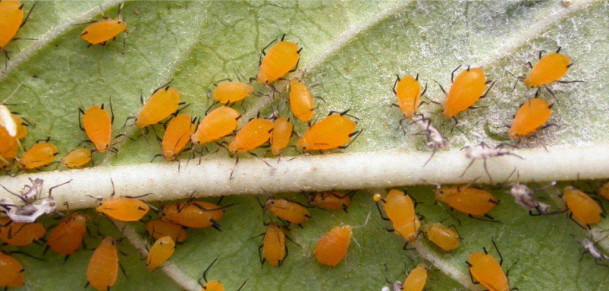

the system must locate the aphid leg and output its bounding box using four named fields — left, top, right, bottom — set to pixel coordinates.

left=480, top=80, right=496, bottom=99
left=557, top=79, right=585, bottom=84
left=210, top=217, right=222, bottom=232
left=289, top=58, right=300, bottom=73
left=459, top=160, right=476, bottom=178
left=119, top=263, right=128, bottom=278
left=423, top=147, right=437, bottom=167
left=150, top=154, right=164, bottom=163
left=491, top=239, right=504, bottom=265
left=527, top=61, right=533, bottom=69
left=339, top=129, right=363, bottom=150
left=374, top=201, right=390, bottom=221
left=78, top=108, right=86, bottom=130
left=450, top=65, right=462, bottom=83
left=260, top=37, right=278, bottom=56
left=257, top=245, right=265, bottom=265
left=20, top=2, right=38, bottom=28
left=48, top=179, right=72, bottom=198
left=403, top=242, right=415, bottom=251
left=392, top=75, right=400, bottom=94
left=538, top=50, right=546, bottom=60
left=543, top=85, right=559, bottom=104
